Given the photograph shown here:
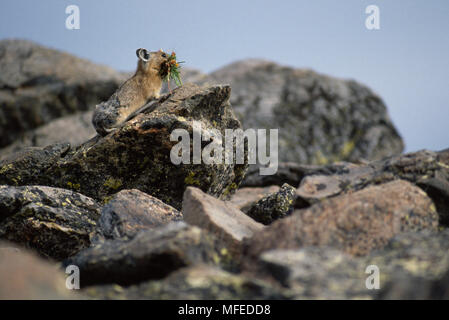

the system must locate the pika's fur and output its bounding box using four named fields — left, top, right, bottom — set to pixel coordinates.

left=92, top=48, right=170, bottom=135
